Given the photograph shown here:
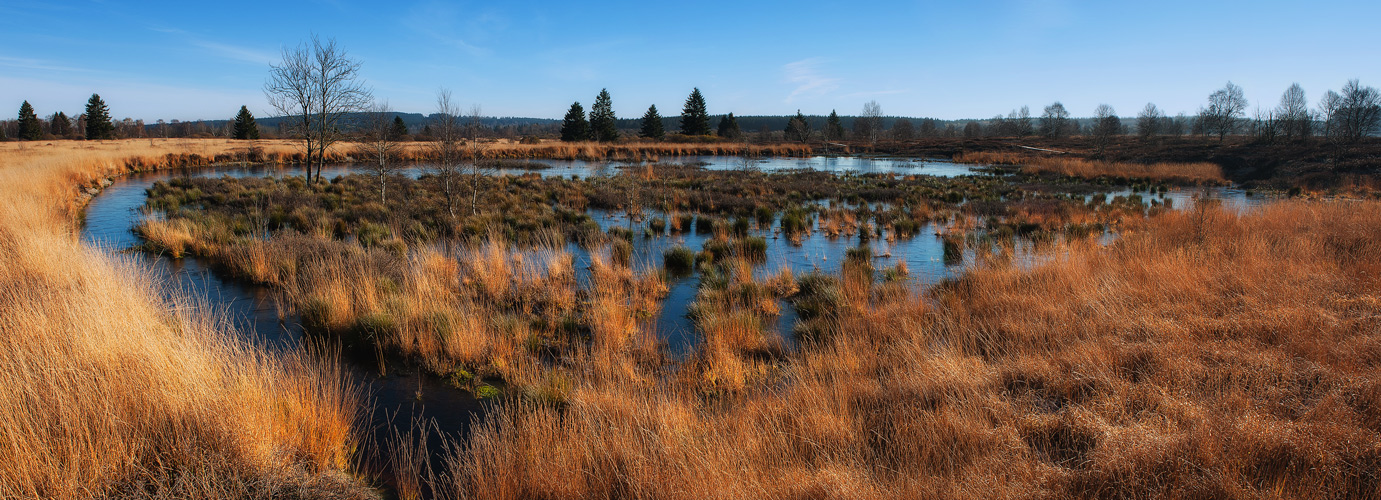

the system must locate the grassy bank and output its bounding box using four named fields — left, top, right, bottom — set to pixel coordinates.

left=441, top=200, right=1381, bottom=499
left=954, top=151, right=1227, bottom=185
left=0, top=141, right=372, bottom=498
